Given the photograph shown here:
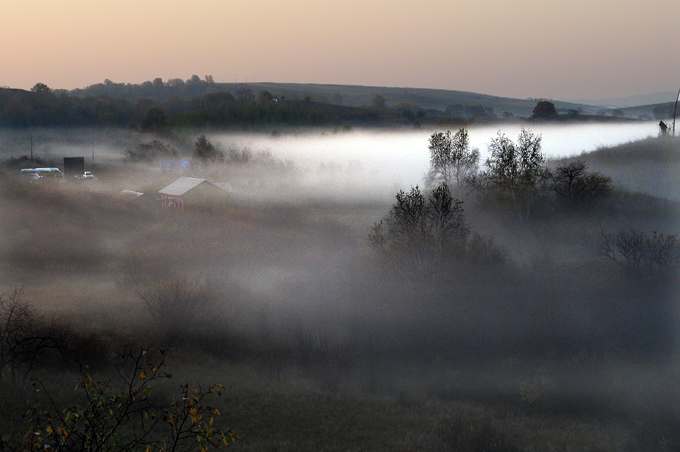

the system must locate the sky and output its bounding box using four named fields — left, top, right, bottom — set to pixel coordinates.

left=1, top=0, right=678, bottom=101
